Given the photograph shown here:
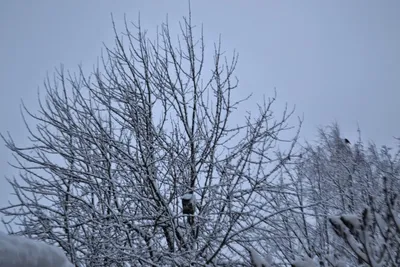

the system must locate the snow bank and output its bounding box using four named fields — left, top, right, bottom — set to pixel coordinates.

left=0, top=232, right=73, bottom=267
